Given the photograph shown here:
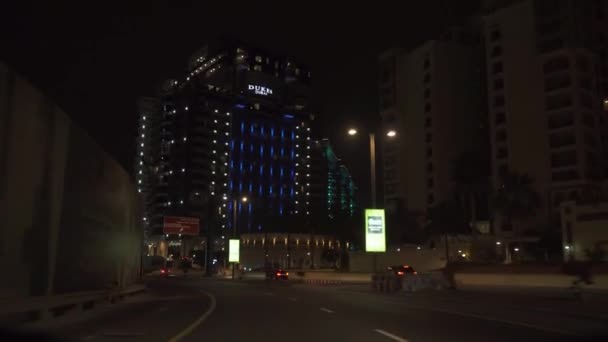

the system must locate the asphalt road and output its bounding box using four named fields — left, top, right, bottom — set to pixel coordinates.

left=37, top=276, right=608, bottom=342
